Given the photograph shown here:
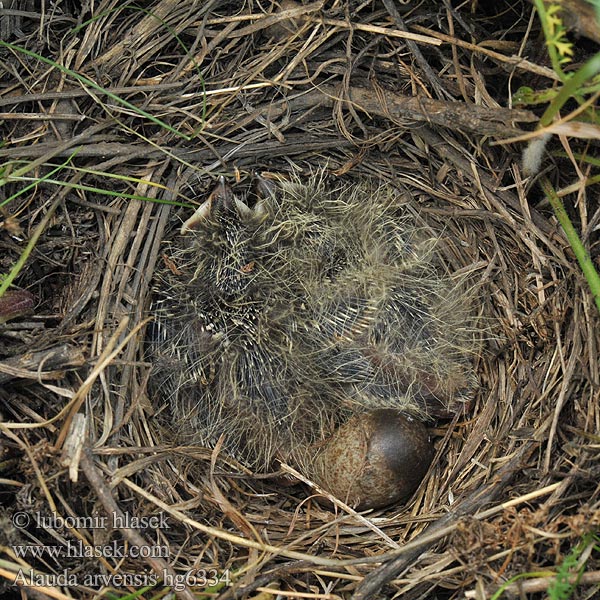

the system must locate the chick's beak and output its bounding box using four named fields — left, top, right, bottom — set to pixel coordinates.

left=181, top=176, right=235, bottom=234
left=211, top=176, right=235, bottom=212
